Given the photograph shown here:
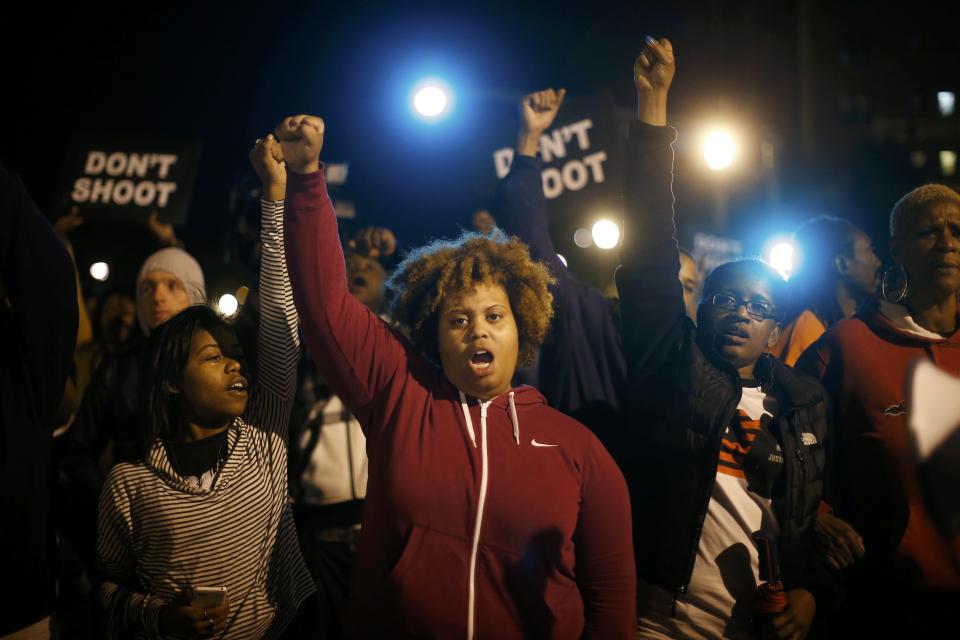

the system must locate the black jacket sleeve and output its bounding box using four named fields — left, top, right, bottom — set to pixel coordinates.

left=0, top=162, right=77, bottom=430
left=616, top=122, right=685, bottom=377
